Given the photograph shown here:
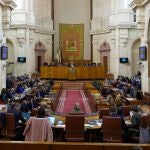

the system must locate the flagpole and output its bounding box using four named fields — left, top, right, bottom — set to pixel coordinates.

left=60, top=42, right=62, bottom=64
